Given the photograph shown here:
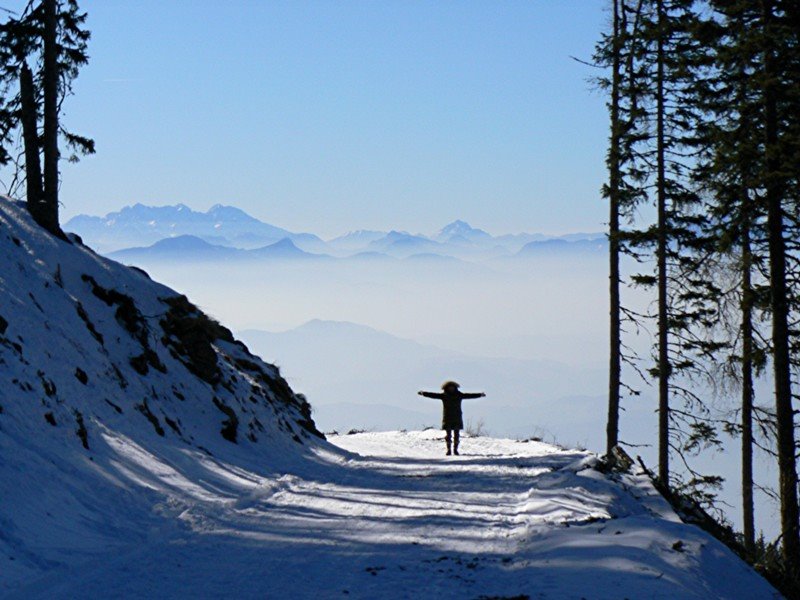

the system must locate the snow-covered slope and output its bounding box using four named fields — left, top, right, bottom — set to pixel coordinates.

left=0, top=198, right=323, bottom=590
